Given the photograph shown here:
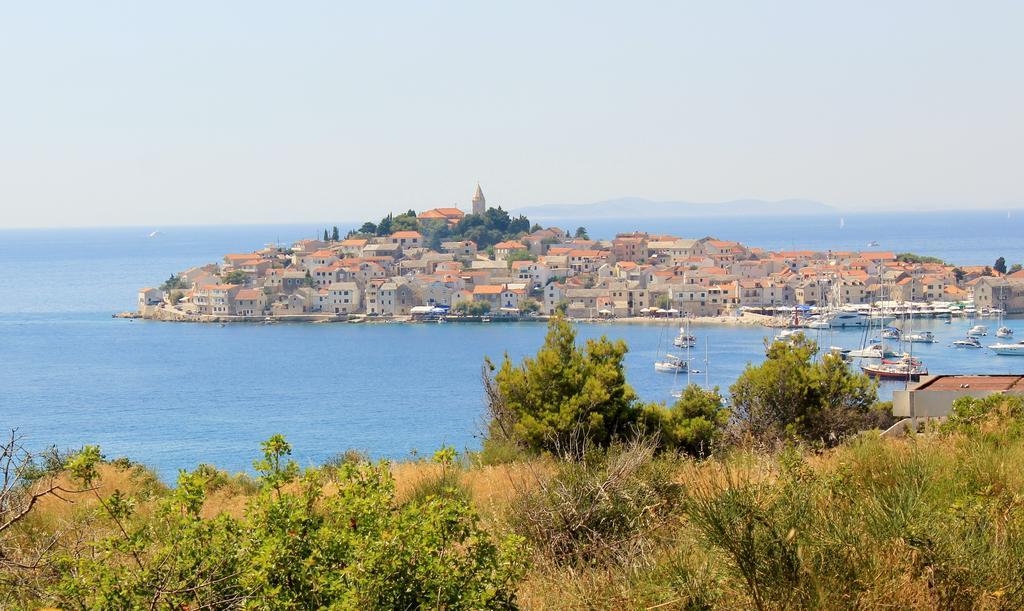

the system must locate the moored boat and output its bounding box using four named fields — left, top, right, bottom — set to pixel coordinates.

left=861, top=356, right=927, bottom=381
left=967, top=325, right=988, bottom=337
left=654, top=354, right=688, bottom=373
left=990, top=340, right=1024, bottom=356
left=953, top=337, right=982, bottom=349
left=905, top=331, right=937, bottom=343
